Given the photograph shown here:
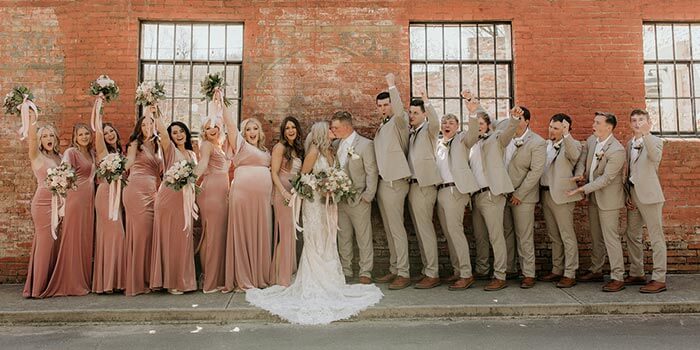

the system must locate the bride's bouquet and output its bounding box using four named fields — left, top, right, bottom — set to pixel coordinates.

left=97, top=153, right=128, bottom=185
left=45, top=162, right=78, bottom=197
left=316, top=167, right=357, bottom=204
left=135, top=81, right=166, bottom=107
left=200, top=72, right=231, bottom=107
left=163, top=160, right=199, bottom=192
left=290, top=173, right=317, bottom=202
left=89, top=75, right=120, bottom=102
left=4, top=86, right=40, bottom=140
